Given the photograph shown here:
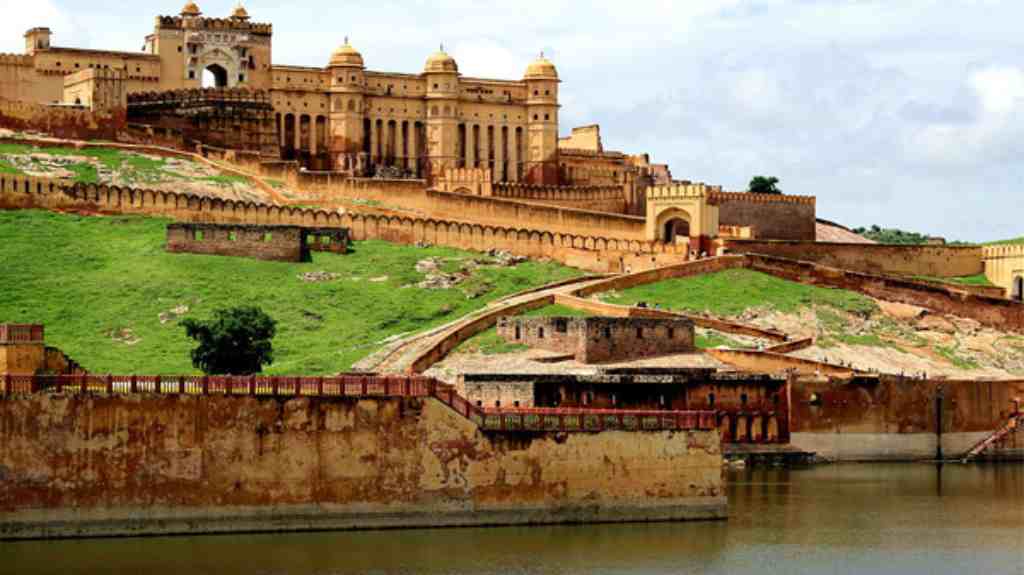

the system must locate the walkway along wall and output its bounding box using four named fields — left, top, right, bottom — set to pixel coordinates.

left=0, top=174, right=687, bottom=273
left=0, top=374, right=724, bottom=539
